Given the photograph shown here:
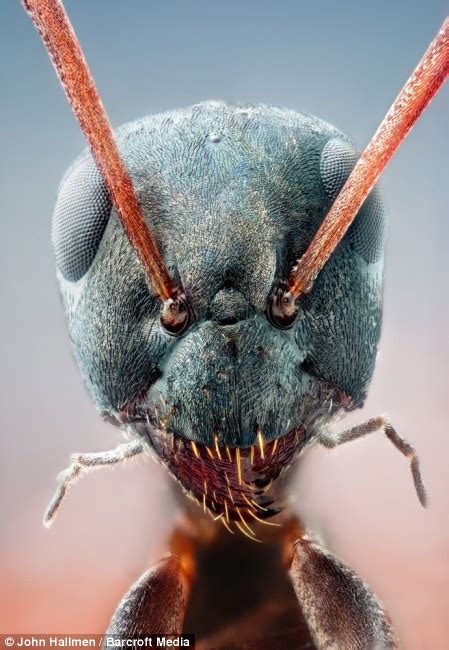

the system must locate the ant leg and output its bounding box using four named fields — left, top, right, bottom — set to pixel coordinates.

left=106, top=555, right=192, bottom=638
left=320, top=416, right=427, bottom=507
left=286, top=533, right=397, bottom=649
left=106, top=522, right=198, bottom=638
left=43, top=440, right=143, bottom=527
